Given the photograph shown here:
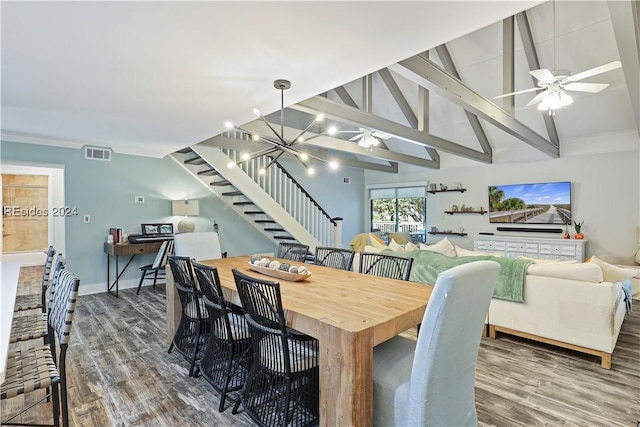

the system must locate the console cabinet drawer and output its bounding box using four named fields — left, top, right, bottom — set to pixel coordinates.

left=473, top=236, right=586, bottom=262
